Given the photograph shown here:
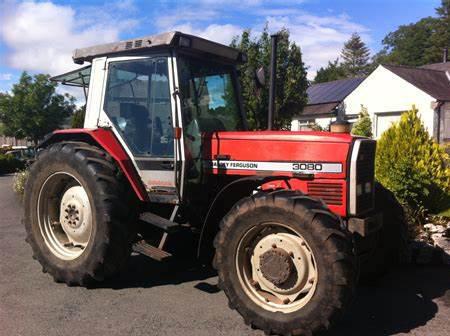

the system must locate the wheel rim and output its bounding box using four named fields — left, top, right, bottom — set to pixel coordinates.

left=37, top=172, right=93, bottom=260
left=236, top=223, right=318, bottom=313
